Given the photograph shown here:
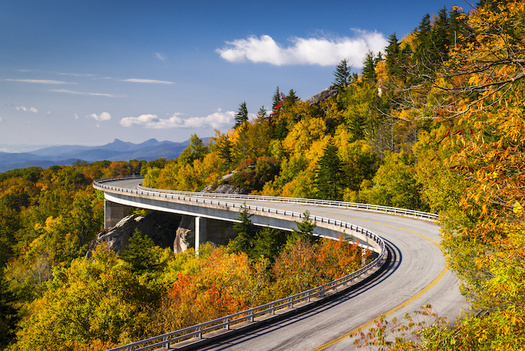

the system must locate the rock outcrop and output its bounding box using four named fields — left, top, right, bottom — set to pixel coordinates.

left=200, top=172, right=249, bottom=194
left=86, top=211, right=181, bottom=258
left=308, top=85, right=339, bottom=105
